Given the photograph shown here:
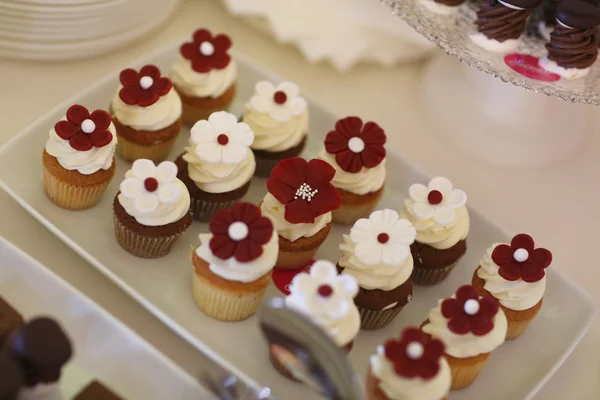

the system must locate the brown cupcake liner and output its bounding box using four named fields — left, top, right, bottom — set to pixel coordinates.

left=358, top=304, right=406, bottom=330
left=43, top=165, right=111, bottom=210
left=253, top=139, right=307, bottom=178
left=412, top=260, right=459, bottom=286
left=276, top=245, right=321, bottom=270
left=176, top=84, right=236, bottom=126
left=254, top=155, right=287, bottom=178
left=190, top=195, right=244, bottom=222
left=116, top=133, right=176, bottom=163
left=113, top=213, right=186, bottom=258
left=447, top=353, right=490, bottom=390
left=332, top=201, right=378, bottom=225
